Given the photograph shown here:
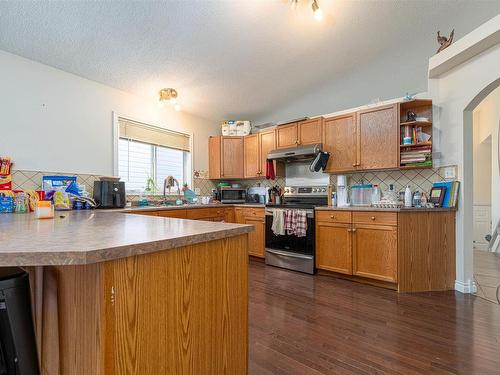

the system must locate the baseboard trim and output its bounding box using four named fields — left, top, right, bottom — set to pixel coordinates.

left=455, top=279, right=477, bottom=294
